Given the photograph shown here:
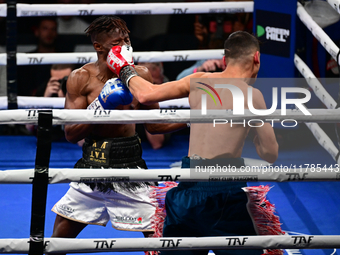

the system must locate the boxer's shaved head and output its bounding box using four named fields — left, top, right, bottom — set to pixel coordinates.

left=224, top=31, right=260, bottom=60
left=85, top=15, right=130, bottom=43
